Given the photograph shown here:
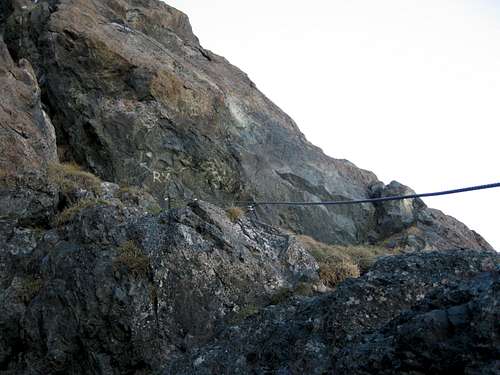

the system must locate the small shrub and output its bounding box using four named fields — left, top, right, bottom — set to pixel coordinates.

left=226, top=207, right=244, bottom=222
left=53, top=198, right=110, bottom=226
left=146, top=203, right=163, bottom=215
left=48, top=162, right=102, bottom=197
left=115, top=240, right=150, bottom=277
